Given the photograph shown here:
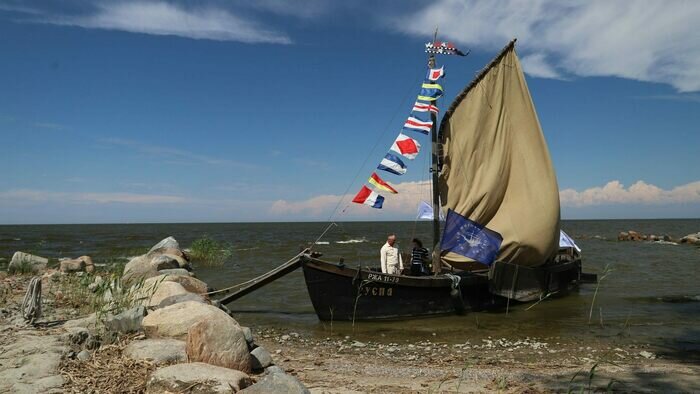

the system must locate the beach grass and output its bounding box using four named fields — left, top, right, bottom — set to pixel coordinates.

left=188, top=235, right=232, bottom=267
